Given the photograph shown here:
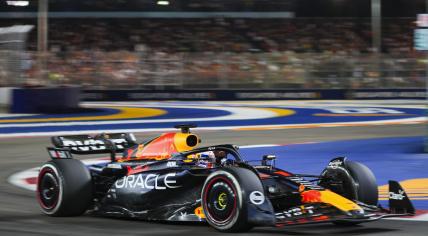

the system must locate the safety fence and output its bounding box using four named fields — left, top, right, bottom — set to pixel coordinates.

left=1, top=51, right=426, bottom=90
